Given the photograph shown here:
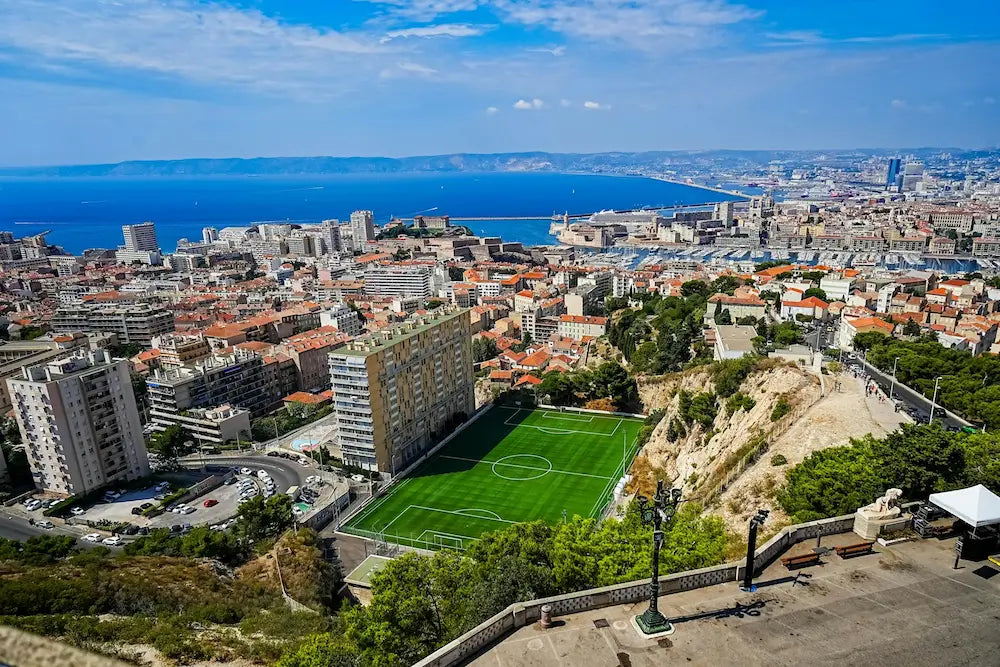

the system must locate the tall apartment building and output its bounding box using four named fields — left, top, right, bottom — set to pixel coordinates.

left=52, top=304, right=175, bottom=347
left=146, top=348, right=273, bottom=427
left=7, top=349, right=150, bottom=496
left=350, top=210, right=375, bottom=251
left=329, top=307, right=474, bottom=473
left=364, top=265, right=433, bottom=299
left=122, top=222, right=159, bottom=252
left=116, top=222, right=162, bottom=265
